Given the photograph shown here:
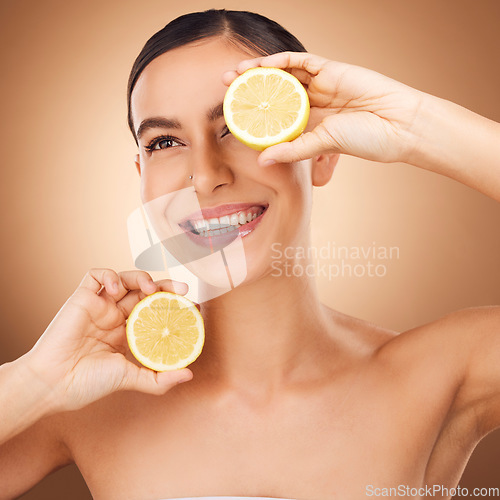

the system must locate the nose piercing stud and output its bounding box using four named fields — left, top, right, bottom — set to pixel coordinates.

left=189, top=175, right=193, bottom=180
